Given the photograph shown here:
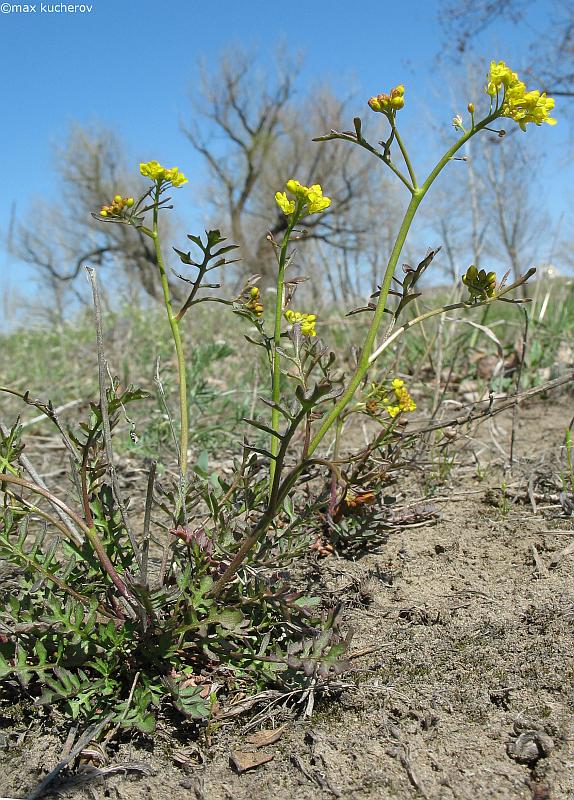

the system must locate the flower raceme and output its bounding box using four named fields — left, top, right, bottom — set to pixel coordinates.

left=384, top=378, right=416, bottom=418
left=485, top=61, right=556, bottom=130
left=244, top=286, right=264, bottom=317
left=275, top=180, right=331, bottom=218
left=100, top=194, right=134, bottom=218
left=366, top=378, right=416, bottom=419
left=462, top=265, right=497, bottom=301
left=368, top=84, right=405, bottom=115
left=284, top=309, right=317, bottom=337
left=140, top=160, right=188, bottom=187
